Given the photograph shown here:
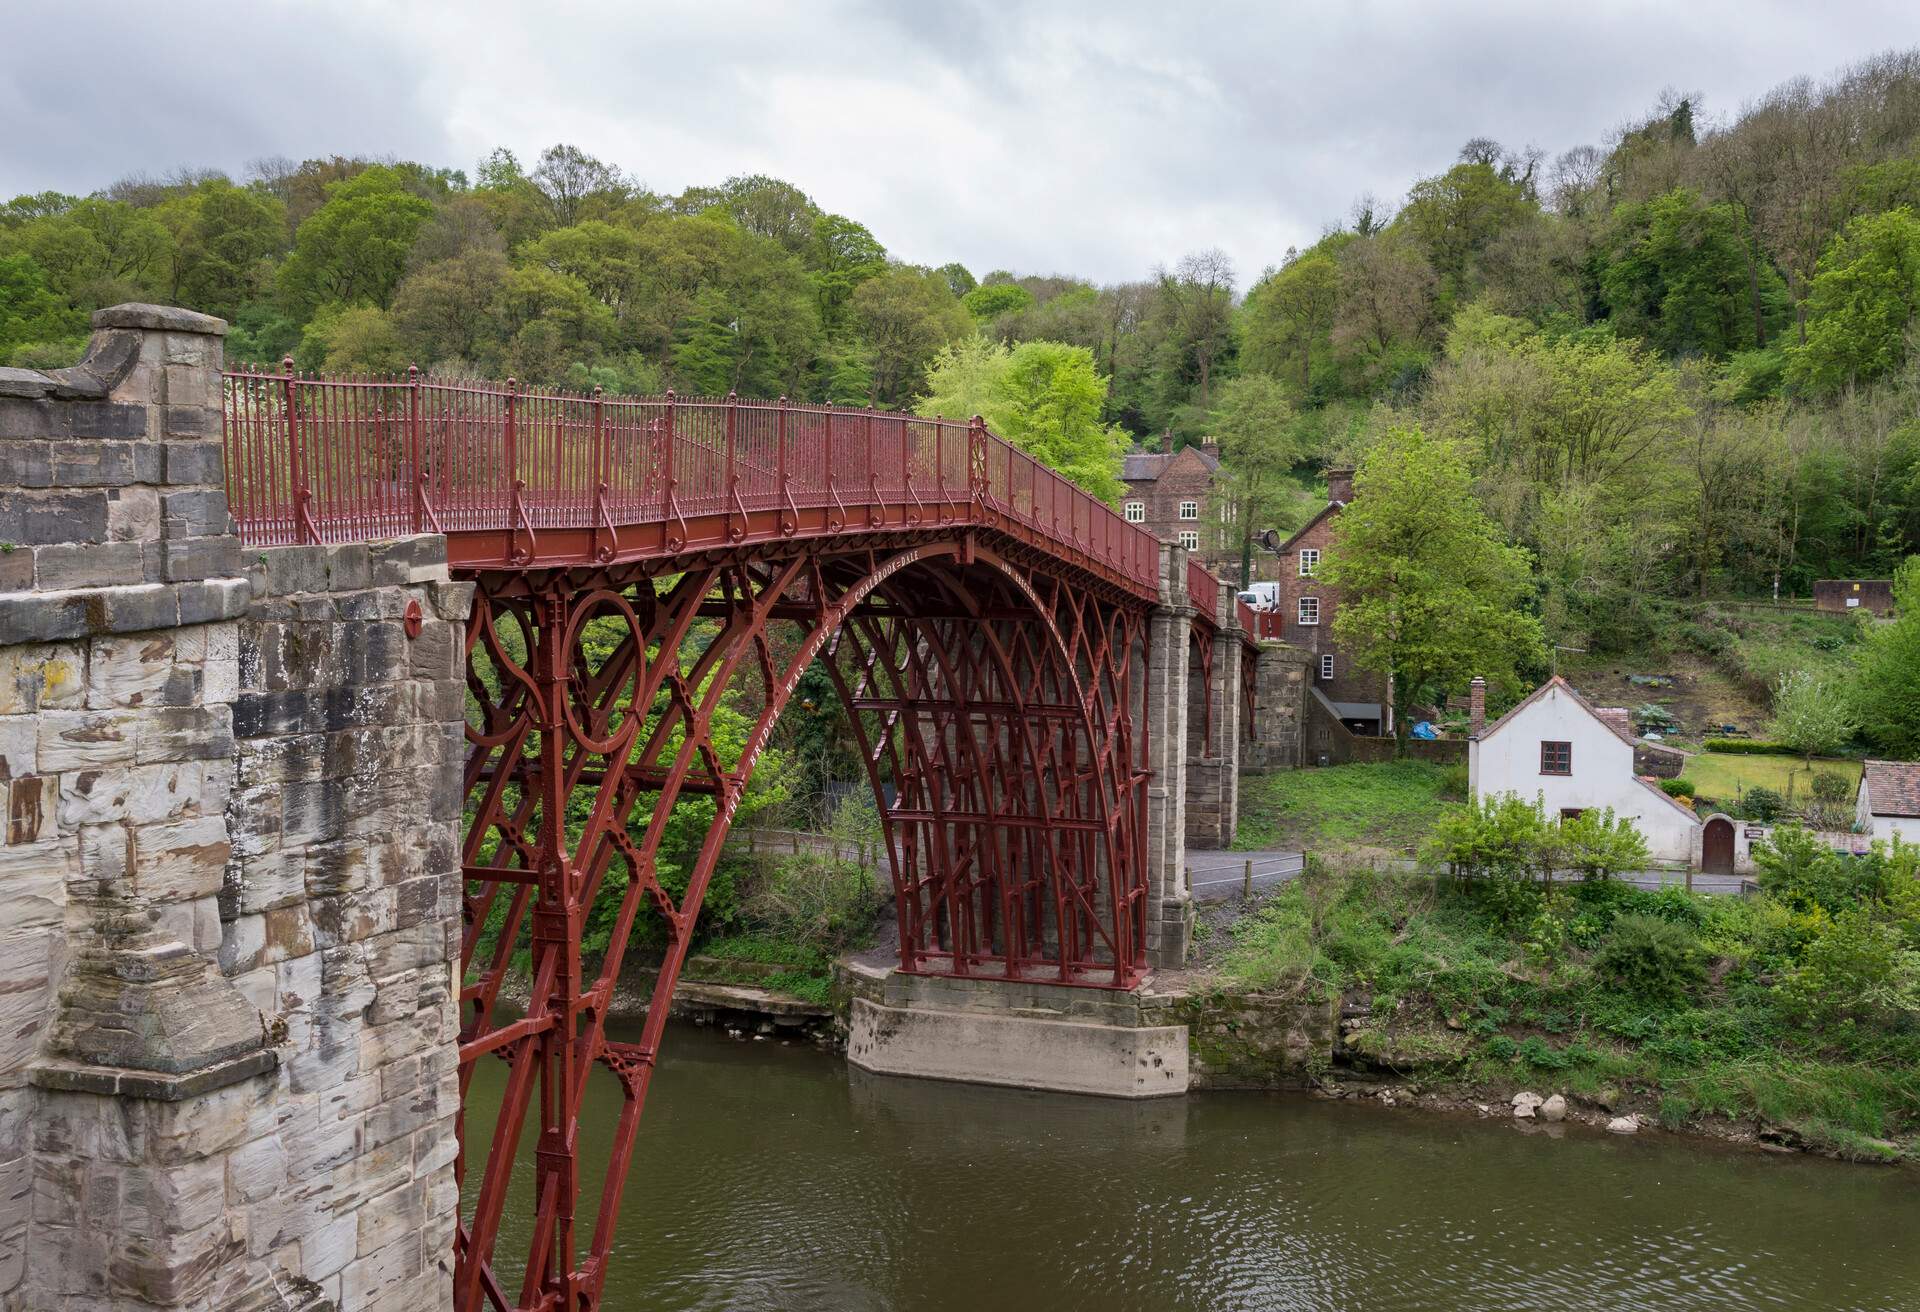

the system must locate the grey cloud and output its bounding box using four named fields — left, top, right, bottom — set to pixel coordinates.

left=2, top=0, right=1911, bottom=289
